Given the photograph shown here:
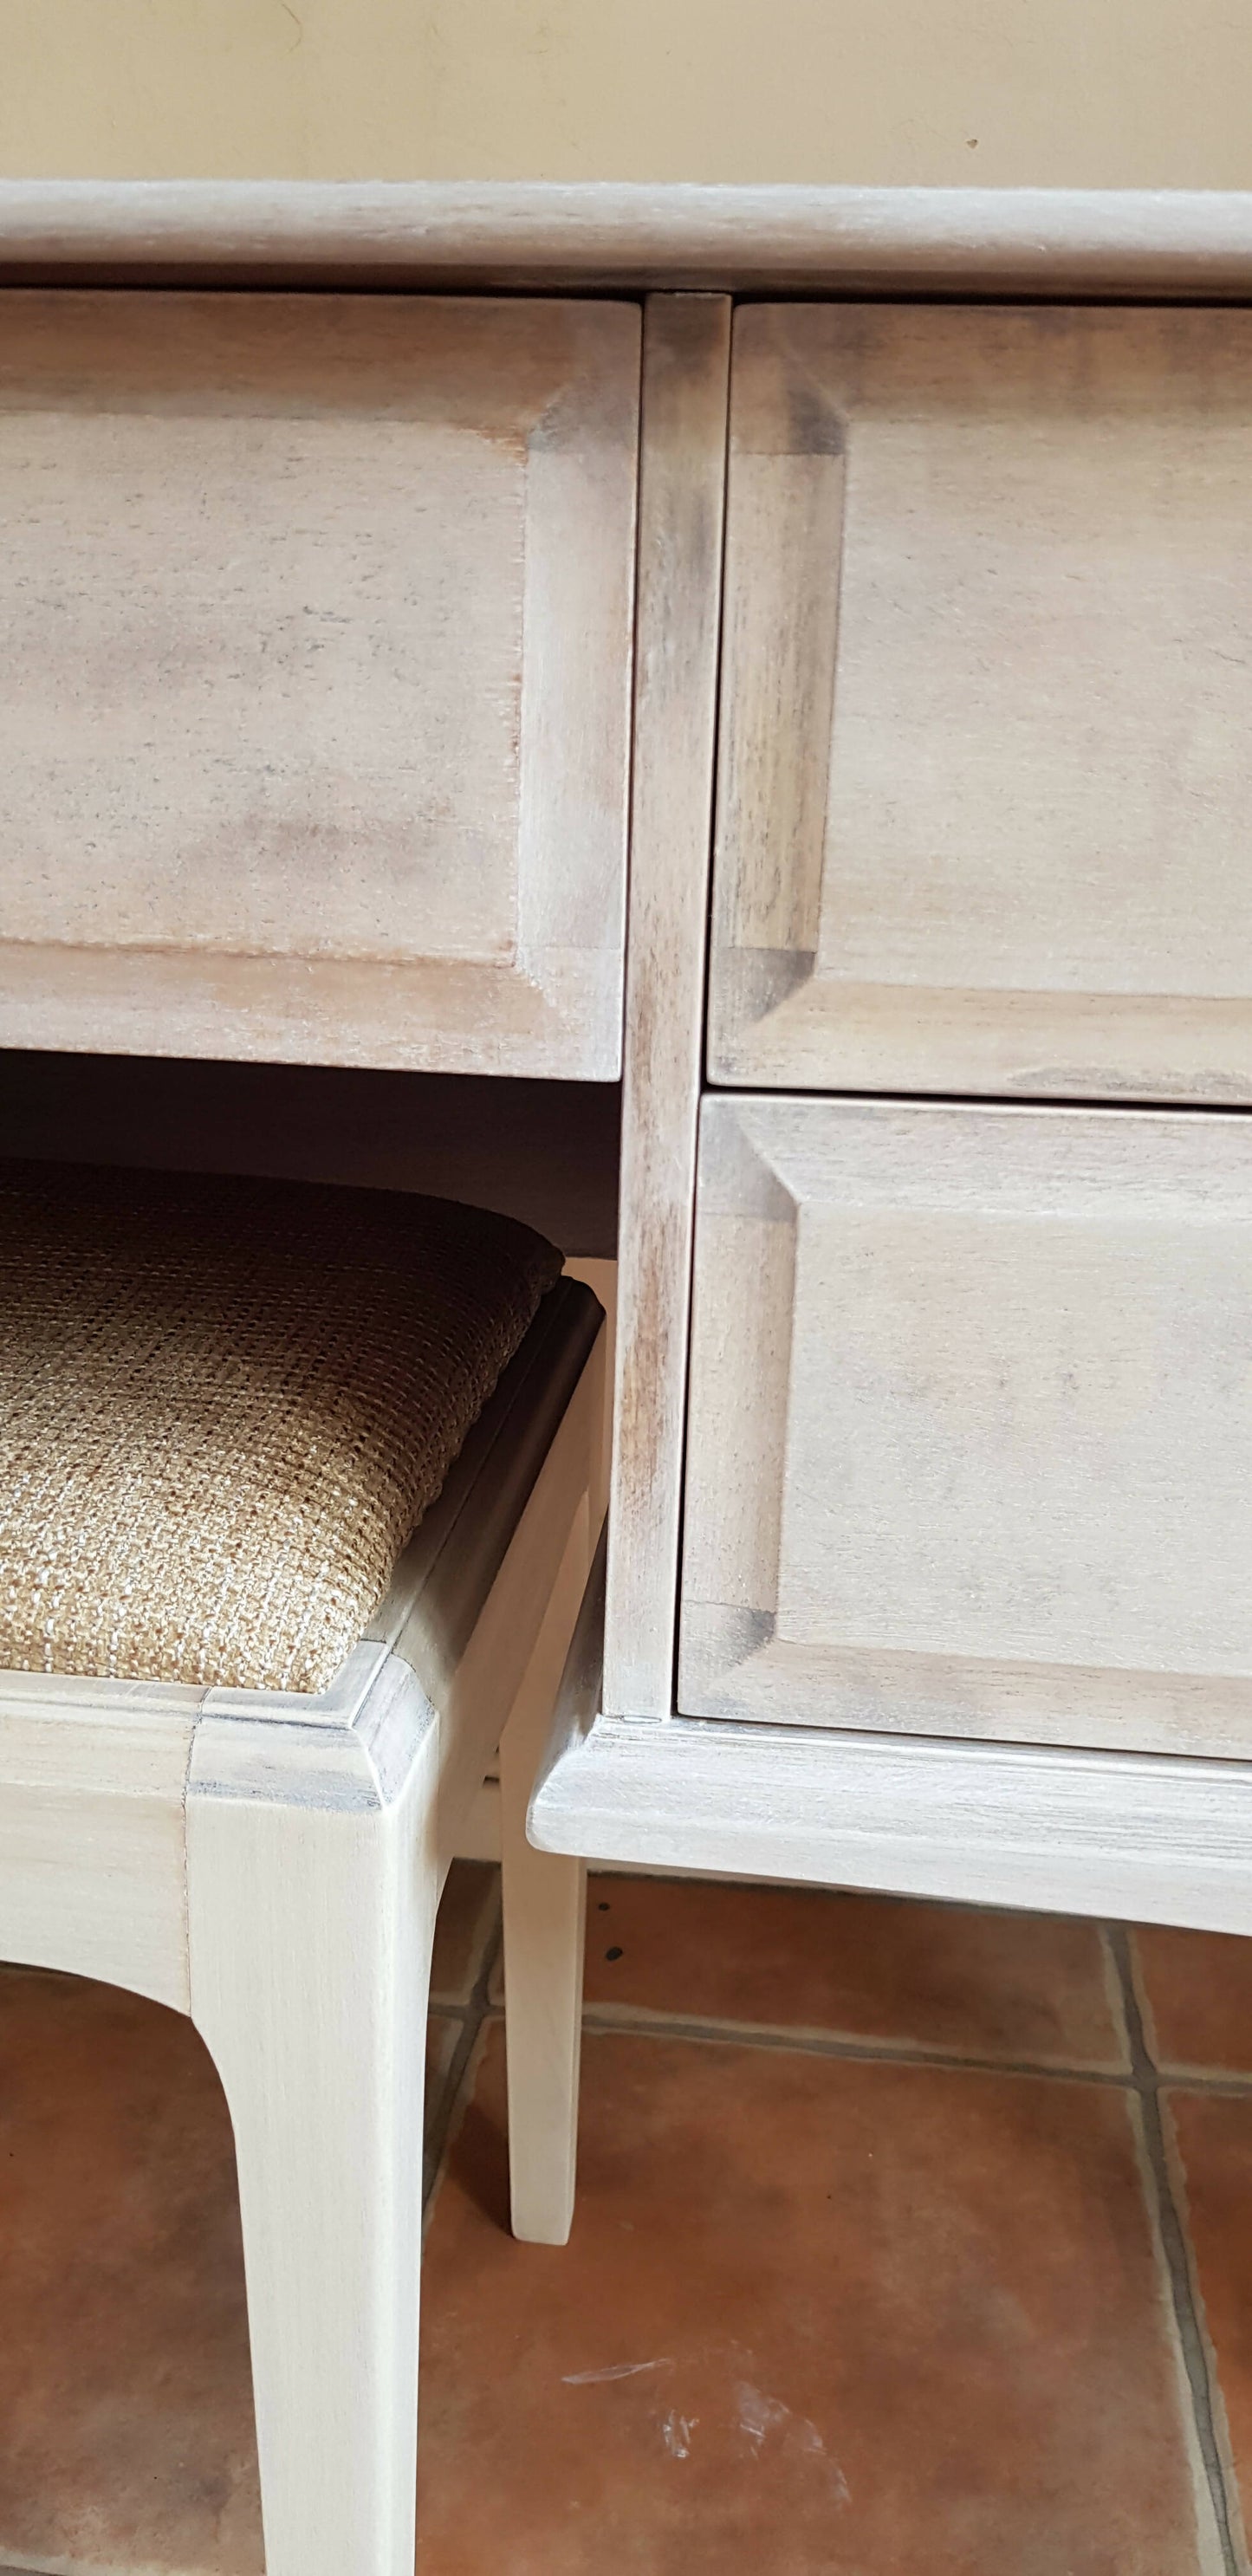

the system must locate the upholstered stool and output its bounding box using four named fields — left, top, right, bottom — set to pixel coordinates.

left=0, top=1158, right=605, bottom=2576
